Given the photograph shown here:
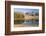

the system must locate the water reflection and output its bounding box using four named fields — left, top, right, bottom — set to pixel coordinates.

left=23, top=19, right=39, bottom=25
